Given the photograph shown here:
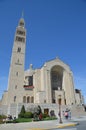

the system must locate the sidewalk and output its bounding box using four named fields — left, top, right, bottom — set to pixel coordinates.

left=0, top=116, right=86, bottom=130
left=0, top=117, right=80, bottom=130
left=52, top=118, right=78, bottom=129
left=24, top=116, right=86, bottom=129
left=56, top=116, right=86, bottom=129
